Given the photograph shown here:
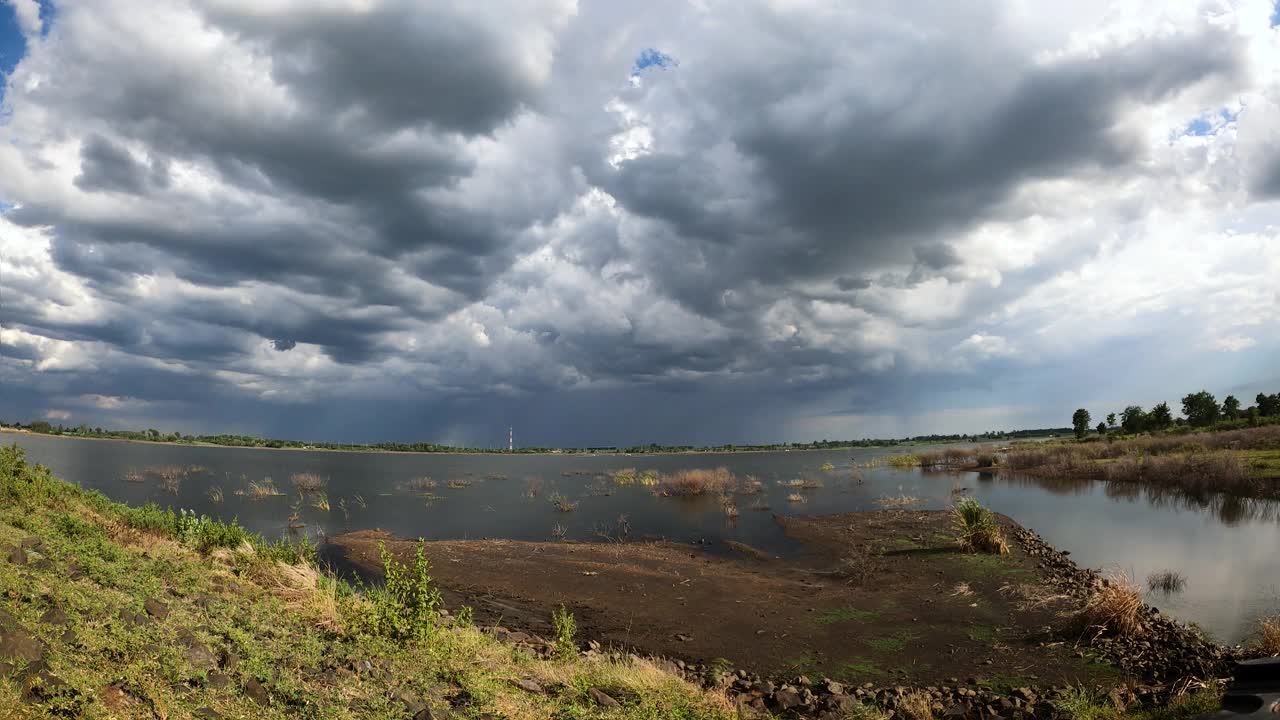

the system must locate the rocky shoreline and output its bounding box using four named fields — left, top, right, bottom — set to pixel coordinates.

left=476, top=525, right=1240, bottom=719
